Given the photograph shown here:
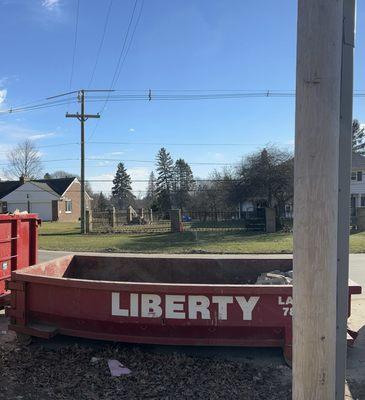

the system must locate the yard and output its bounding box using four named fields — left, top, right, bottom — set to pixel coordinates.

left=38, top=222, right=365, bottom=254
